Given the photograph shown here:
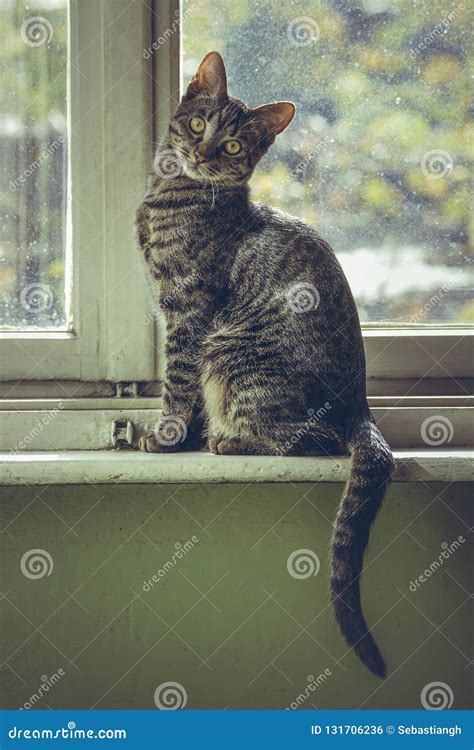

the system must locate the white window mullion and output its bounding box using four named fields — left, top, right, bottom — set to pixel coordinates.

left=70, top=0, right=106, bottom=381
left=100, top=0, right=156, bottom=382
